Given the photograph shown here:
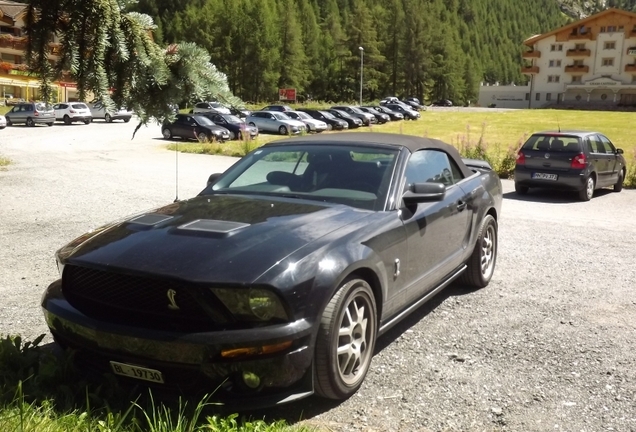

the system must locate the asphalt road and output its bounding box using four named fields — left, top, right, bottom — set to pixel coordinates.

left=1, top=120, right=635, bottom=431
